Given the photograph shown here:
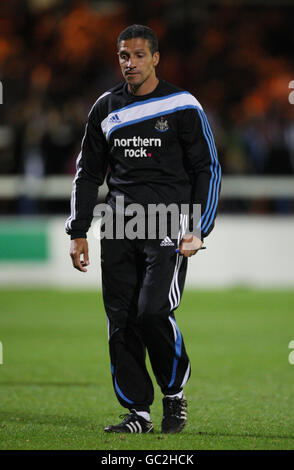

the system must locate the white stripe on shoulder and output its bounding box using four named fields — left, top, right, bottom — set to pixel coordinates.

left=185, top=92, right=203, bottom=111
left=101, top=91, right=203, bottom=140
left=88, top=91, right=111, bottom=116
